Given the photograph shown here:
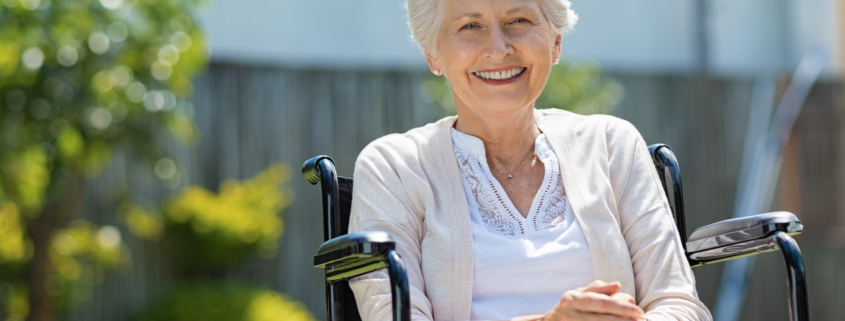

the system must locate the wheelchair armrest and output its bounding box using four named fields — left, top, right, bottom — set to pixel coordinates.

left=686, top=212, right=803, bottom=264
left=314, top=231, right=396, bottom=284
